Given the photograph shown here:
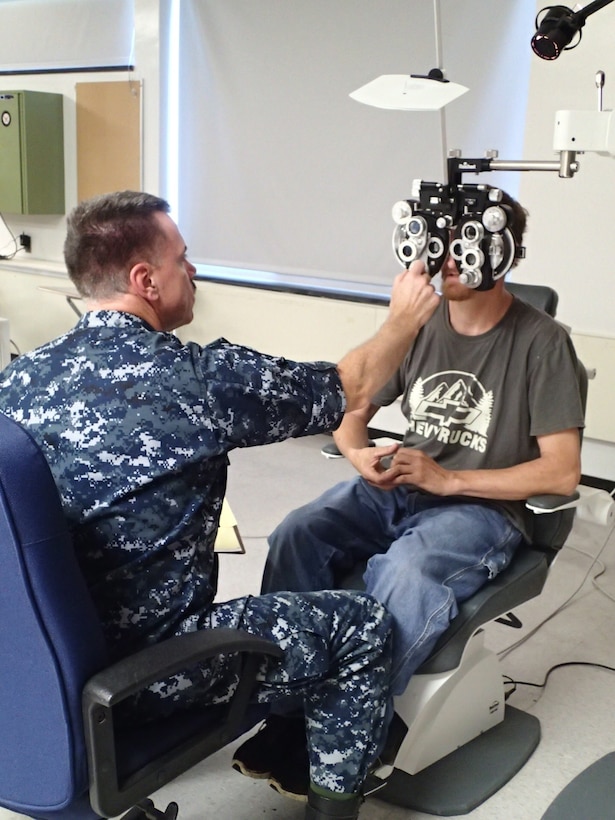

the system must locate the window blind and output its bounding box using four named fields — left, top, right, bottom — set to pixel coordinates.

left=169, top=0, right=533, bottom=288
left=0, top=0, right=134, bottom=74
